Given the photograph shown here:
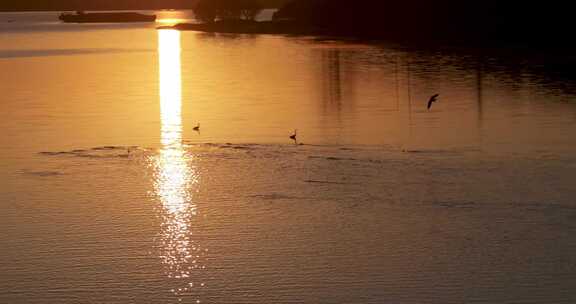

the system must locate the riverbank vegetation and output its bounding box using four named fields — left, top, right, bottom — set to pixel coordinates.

left=176, top=0, right=576, bottom=47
